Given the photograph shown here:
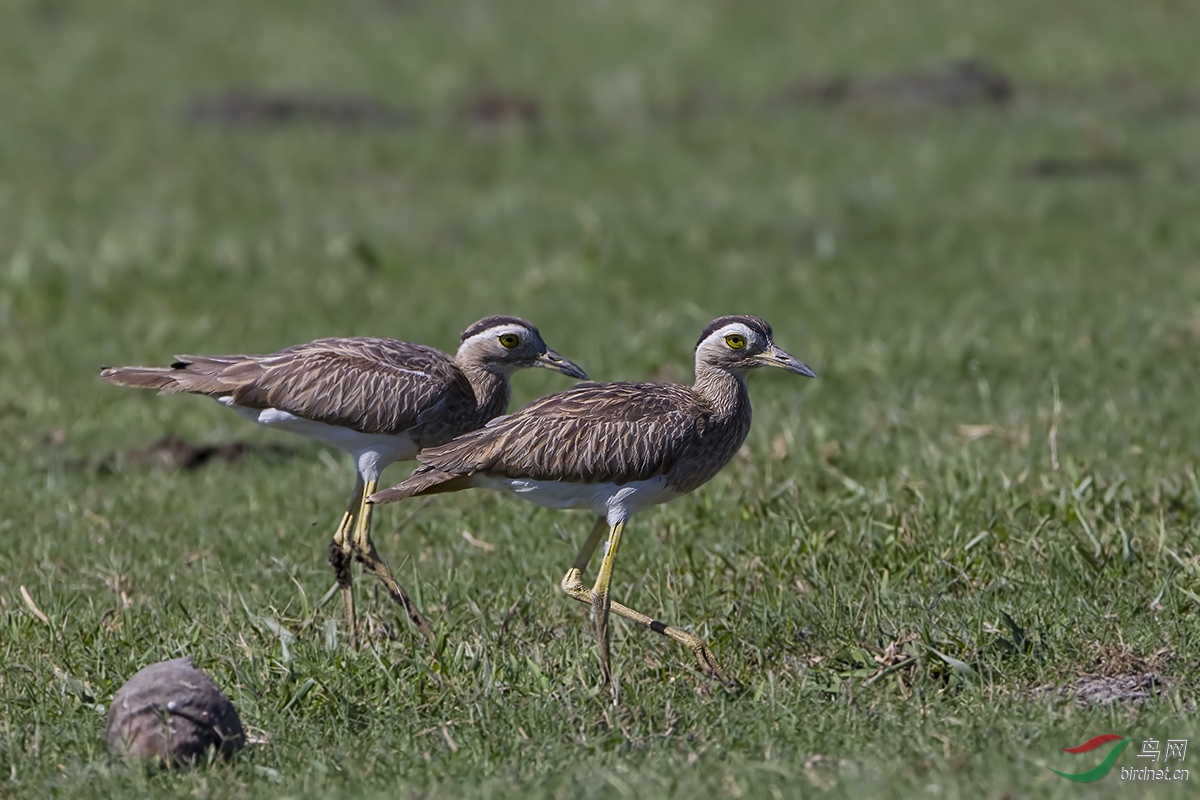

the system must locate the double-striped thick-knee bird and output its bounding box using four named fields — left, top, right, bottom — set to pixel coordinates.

left=100, top=316, right=587, bottom=642
left=369, top=315, right=815, bottom=684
